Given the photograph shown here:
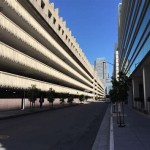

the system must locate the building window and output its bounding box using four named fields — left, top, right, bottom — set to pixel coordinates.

left=53, top=17, right=56, bottom=24
left=41, top=0, right=45, bottom=9
left=62, top=30, right=64, bottom=35
left=68, top=39, right=70, bottom=43
left=58, top=25, right=61, bottom=31
left=66, top=35, right=68, bottom=40
left=48, top=10, right=52, bottom=18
